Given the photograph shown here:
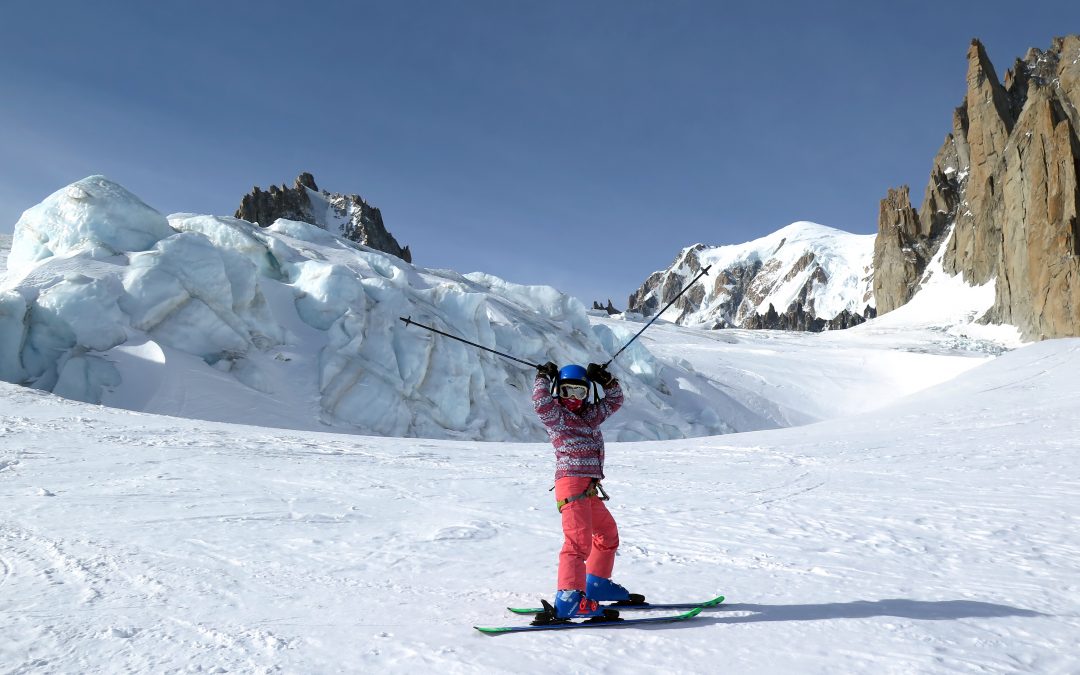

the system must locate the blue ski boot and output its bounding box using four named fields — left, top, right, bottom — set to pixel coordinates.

left=553, top=589, right=605, bottom=619
left=586, top=574, right=646, bottom=605
left=586, top=574, right=631, bottom=601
